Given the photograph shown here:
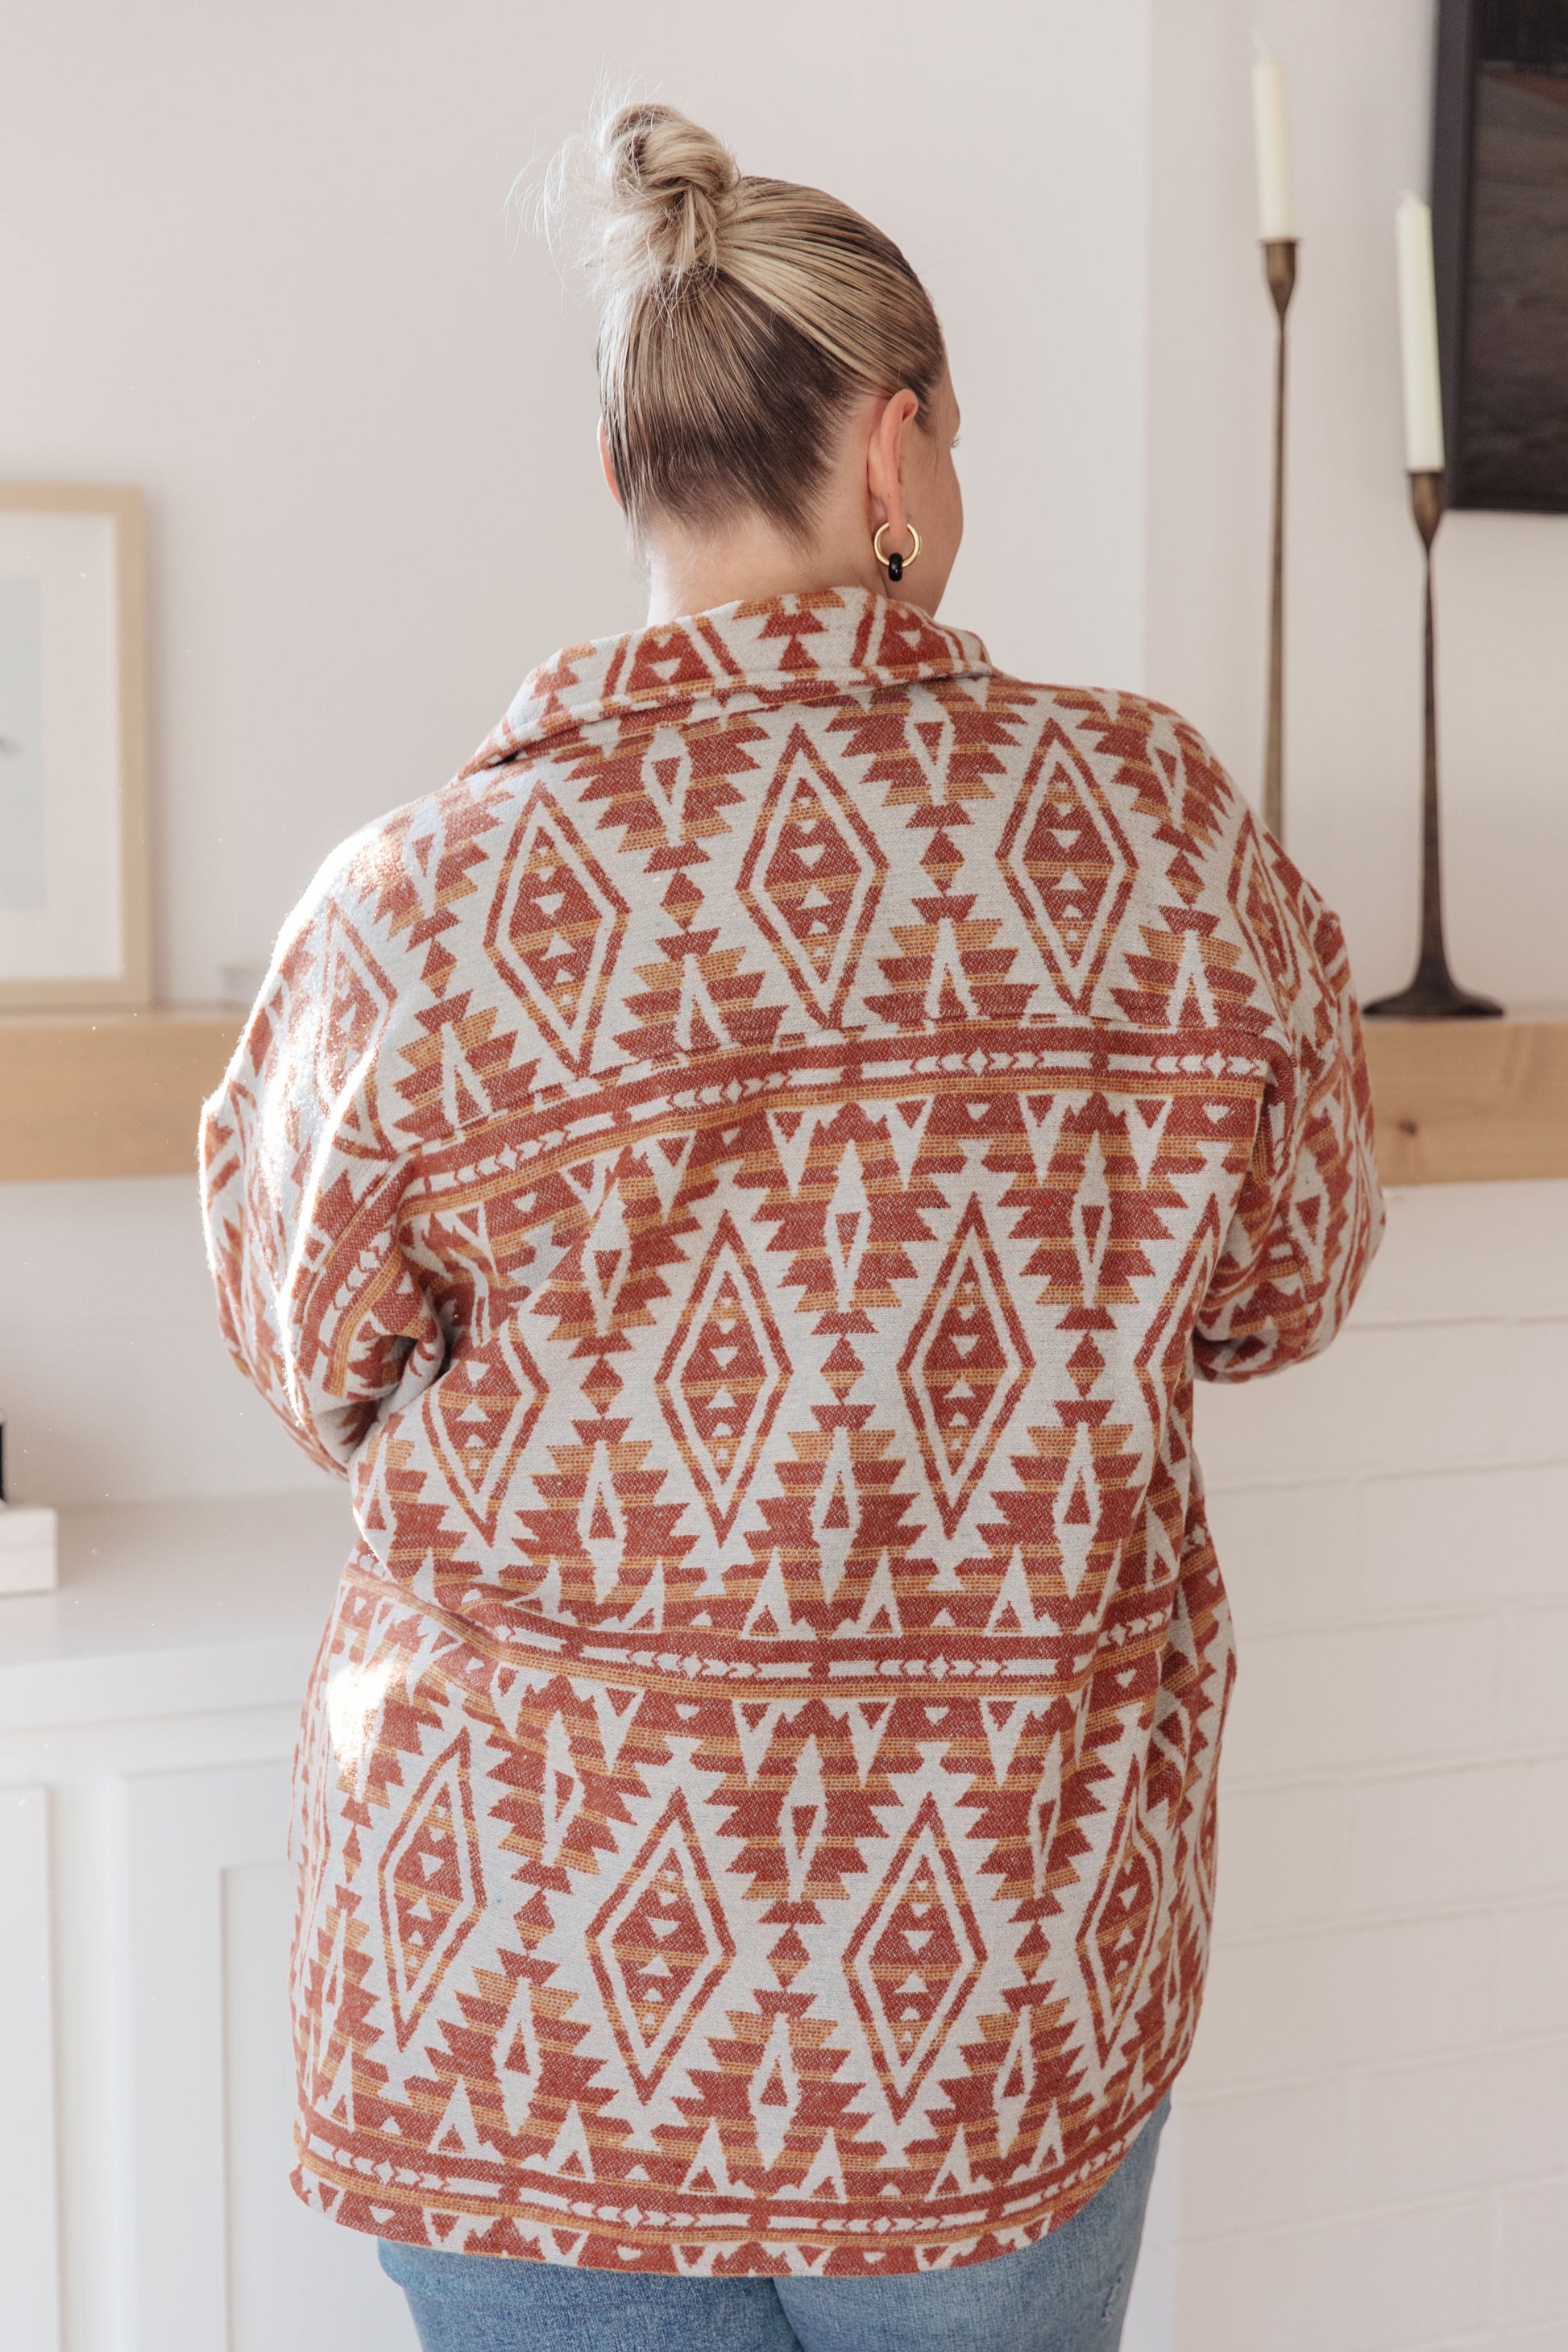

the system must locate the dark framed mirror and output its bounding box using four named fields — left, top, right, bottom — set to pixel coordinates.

left=1433, top=0, right=1568, bottom=510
